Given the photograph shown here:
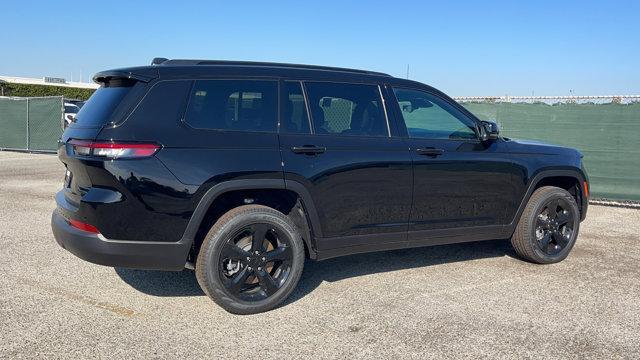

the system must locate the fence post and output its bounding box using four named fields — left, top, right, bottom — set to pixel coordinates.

left=26, top=97, right=30, bottom=151
left=61, top=96, right=64, bottom=132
